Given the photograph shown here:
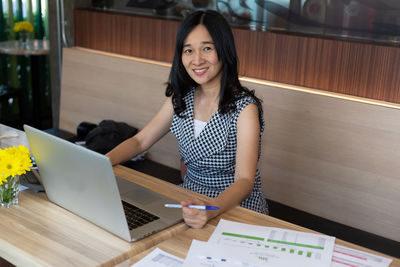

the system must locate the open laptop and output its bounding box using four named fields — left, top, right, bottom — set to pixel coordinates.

left=24, top=125, right=182, bottom=242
